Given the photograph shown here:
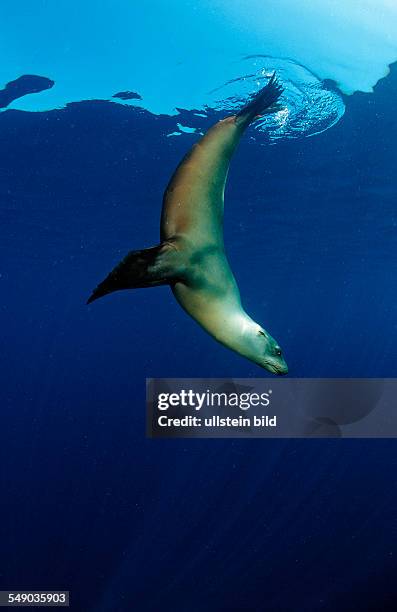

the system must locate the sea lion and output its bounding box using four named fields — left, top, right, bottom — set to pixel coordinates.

left=88, top=73, right=288, bottom=375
